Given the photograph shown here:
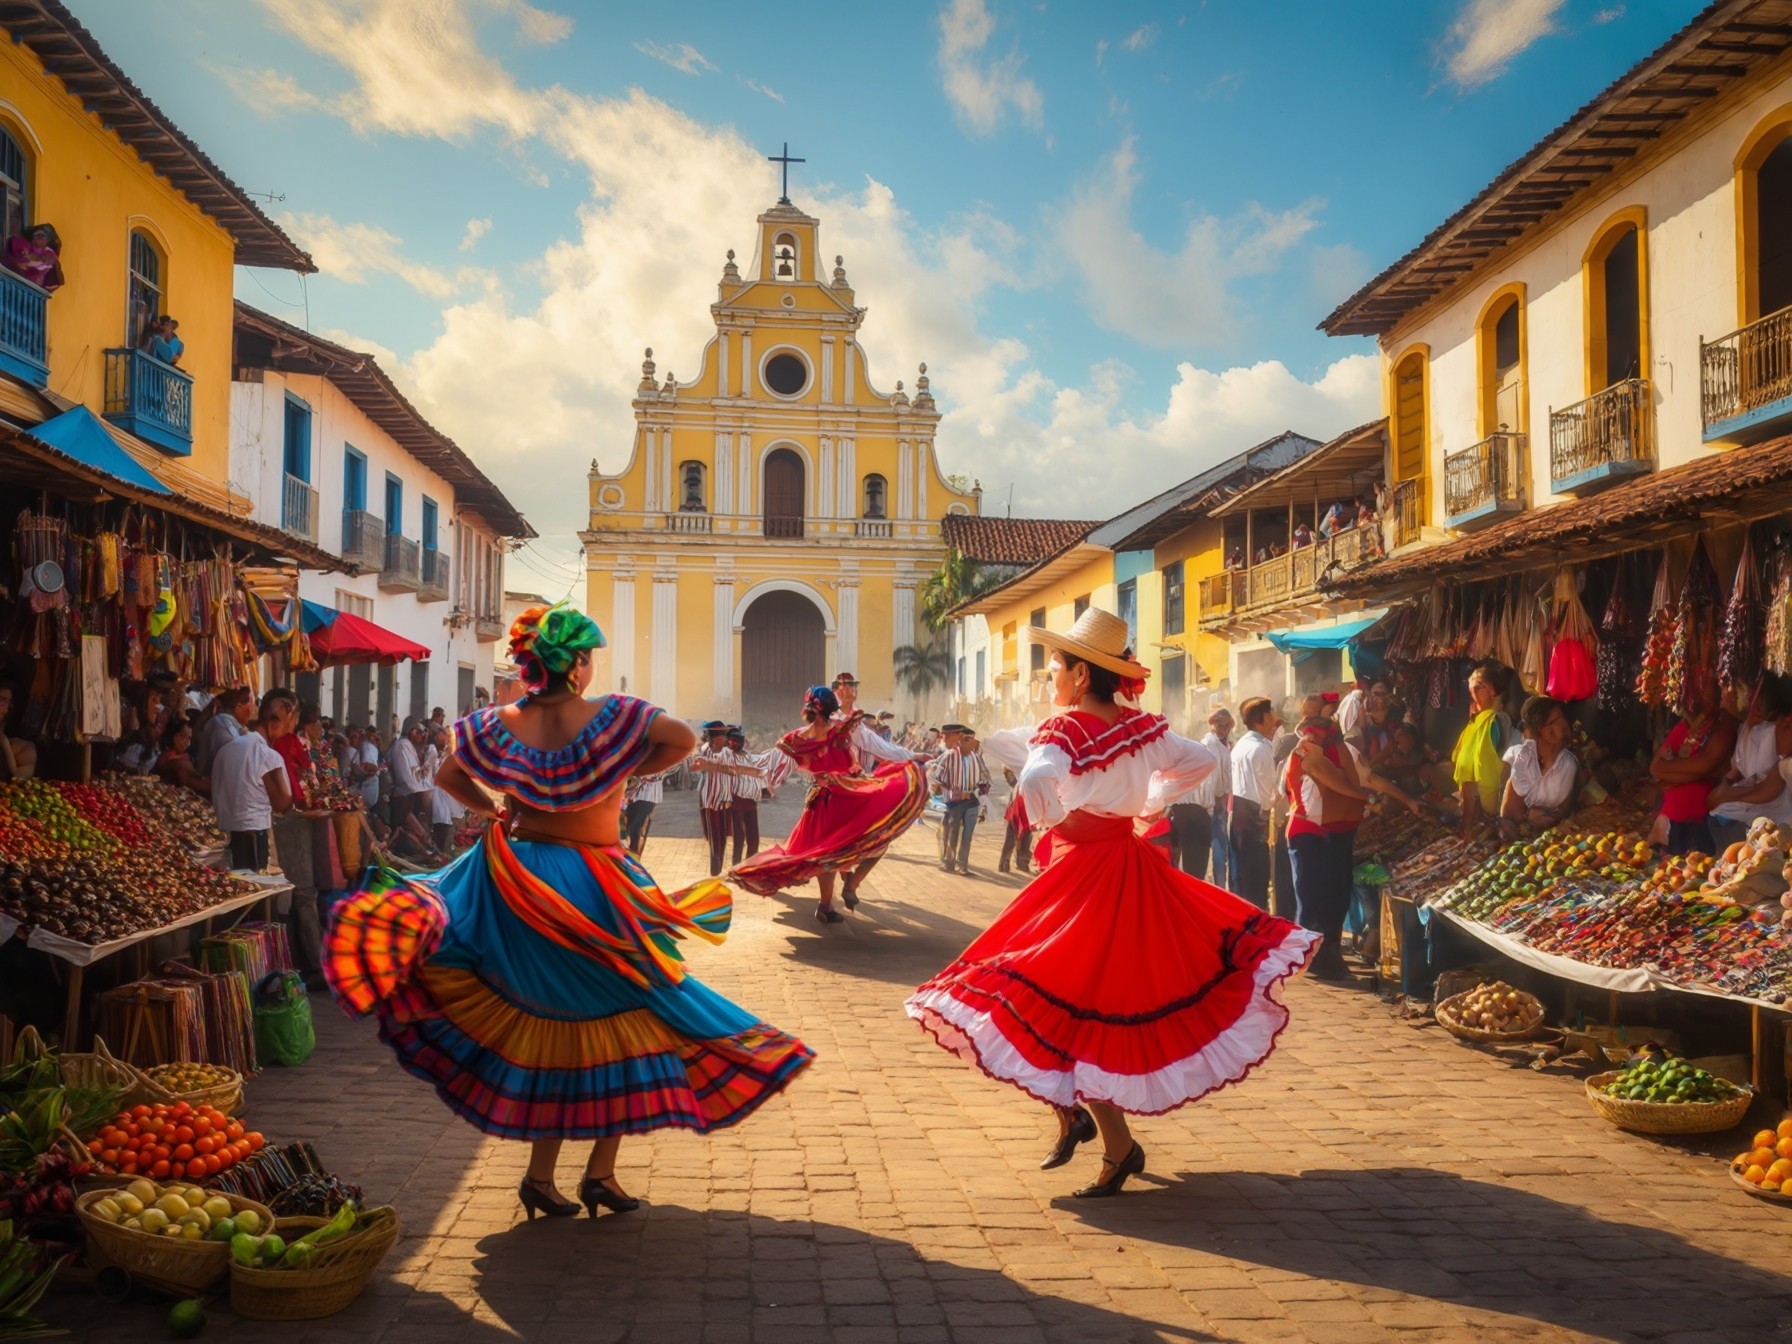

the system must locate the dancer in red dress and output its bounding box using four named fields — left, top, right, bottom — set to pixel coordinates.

left=730, top=685, right=928, bottom=924
left=906, top=609, right=1318, bottom=1197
